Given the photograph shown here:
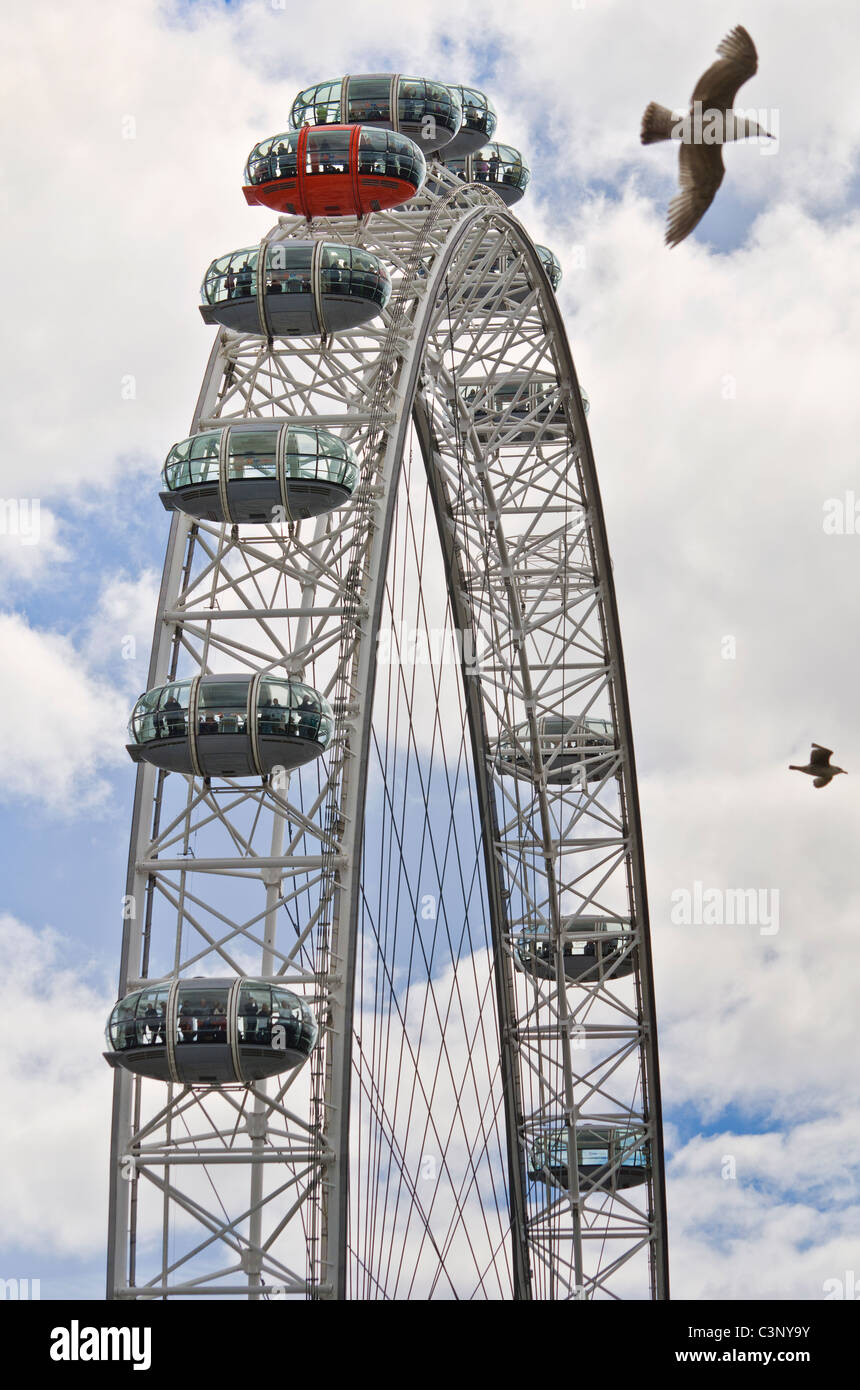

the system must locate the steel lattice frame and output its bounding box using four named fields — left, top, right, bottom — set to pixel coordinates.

left=106, top=163, right=668, bottom=1301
